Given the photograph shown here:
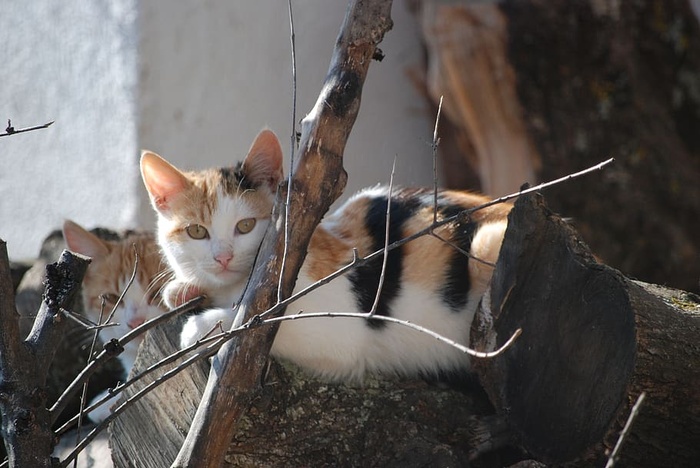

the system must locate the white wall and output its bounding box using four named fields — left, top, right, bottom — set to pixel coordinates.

left=2, top=1, right=435, bottom=260
left=1, top=1, right=139, bottom=260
